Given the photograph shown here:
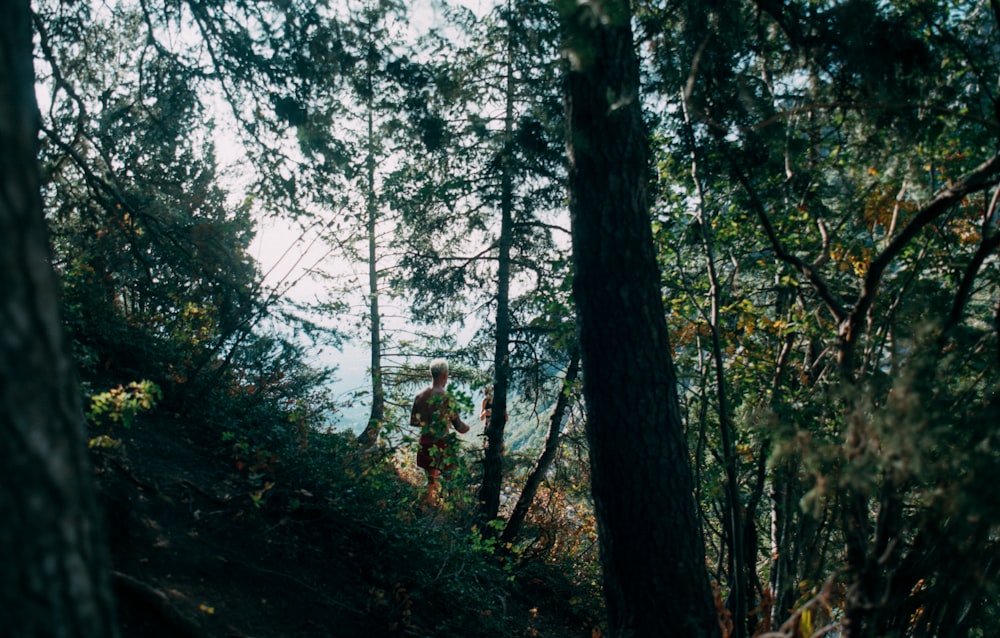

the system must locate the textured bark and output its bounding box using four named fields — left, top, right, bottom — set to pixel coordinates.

left=0, top=3, right=119, bottom=635
left=561, top=2, right=718, bottom=635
